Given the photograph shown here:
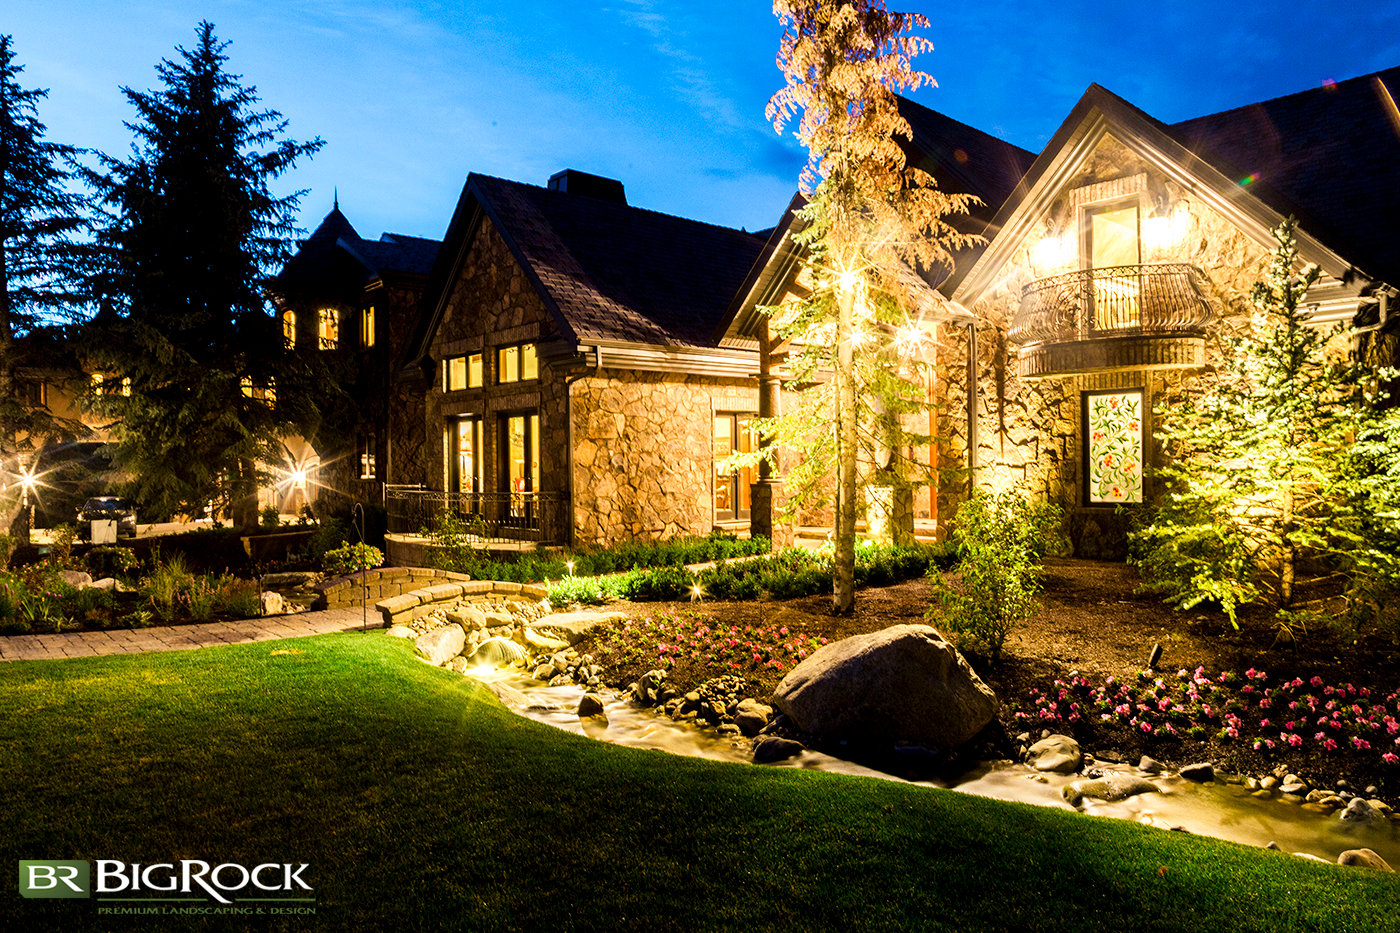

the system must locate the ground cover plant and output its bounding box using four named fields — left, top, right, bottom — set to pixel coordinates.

left=3, top=633, right=1397, bottom=932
